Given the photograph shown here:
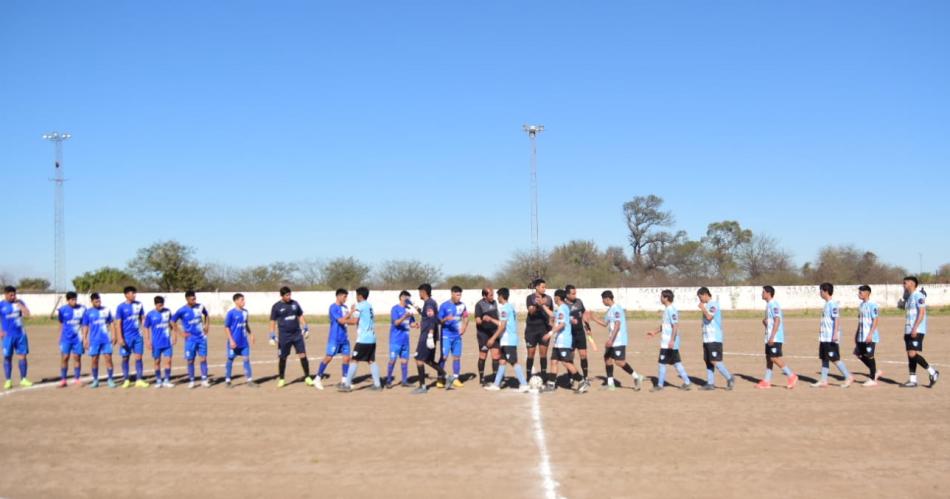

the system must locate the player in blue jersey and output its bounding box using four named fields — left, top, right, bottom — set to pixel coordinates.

left=317, top=289, right=355, bottom=390
left=81, top=293, right=116, bottom=388
left=144, top=295, right=176, bottom=388
left=696, top=287, right=735, bottom=391
left=412, top=283, right=447, bottom=394
left=755, top=286, right=799, bottom=389
left=339, top=287, right=383, bottom=392
left=647, top=290, right=691, bottom=391
left=439, top=286, right=470, bottom=389
left=57, top=291, right=85, bottom=387
left=590, top=290, right=644, bottom=391
left=483, top=288, right=530, bottom=392
left=853, top=285, right=884, bottom=387
left=115, top=286, right=148, bottom=388
left=901, top=276, right=938, bottom=388
left=542, top=289, right=589, bottom=393
left=810, top=283, right=854, bottom=388
left=224, top=293, right=257, bottom=388
left=386, top=290, right=417, bottom=388
left=1, top=286, right=33, bottom=389
left=270, top=287, right=314, bottom=388
left=172, top=290, right=211, bottom=388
